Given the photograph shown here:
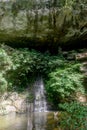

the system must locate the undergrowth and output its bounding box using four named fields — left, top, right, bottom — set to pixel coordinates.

left=45, top=63, right=85, bottom=104
left=59, top=102, right=87, bottom=130
left=0, top=44, right=65, bottom=92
